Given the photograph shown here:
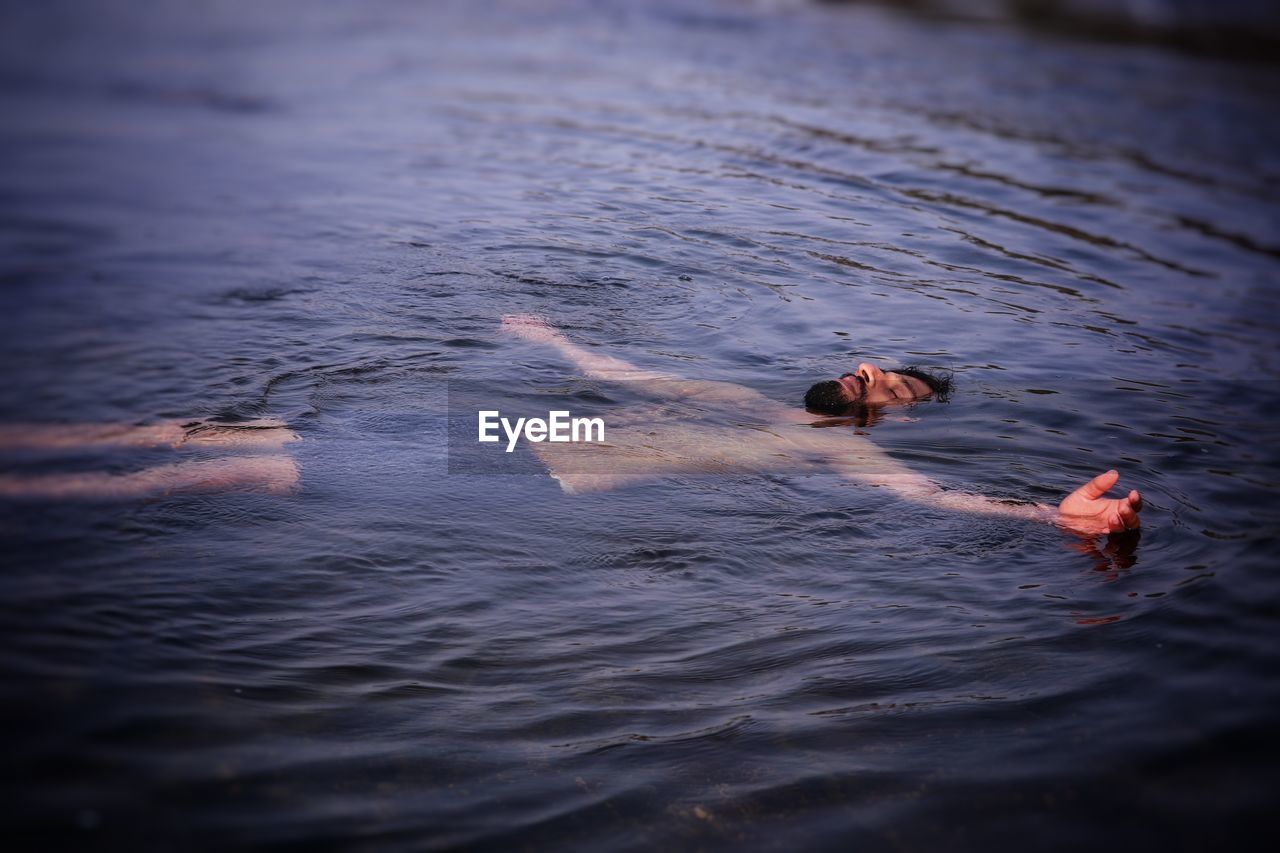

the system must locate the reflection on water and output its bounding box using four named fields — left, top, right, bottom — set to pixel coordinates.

left=1, top=0, right=1277, bottom=848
